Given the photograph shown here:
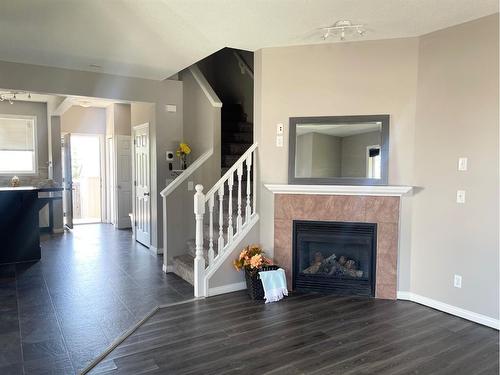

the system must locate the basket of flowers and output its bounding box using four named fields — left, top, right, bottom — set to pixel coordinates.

left=233, top=245, right=278, bottom=300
